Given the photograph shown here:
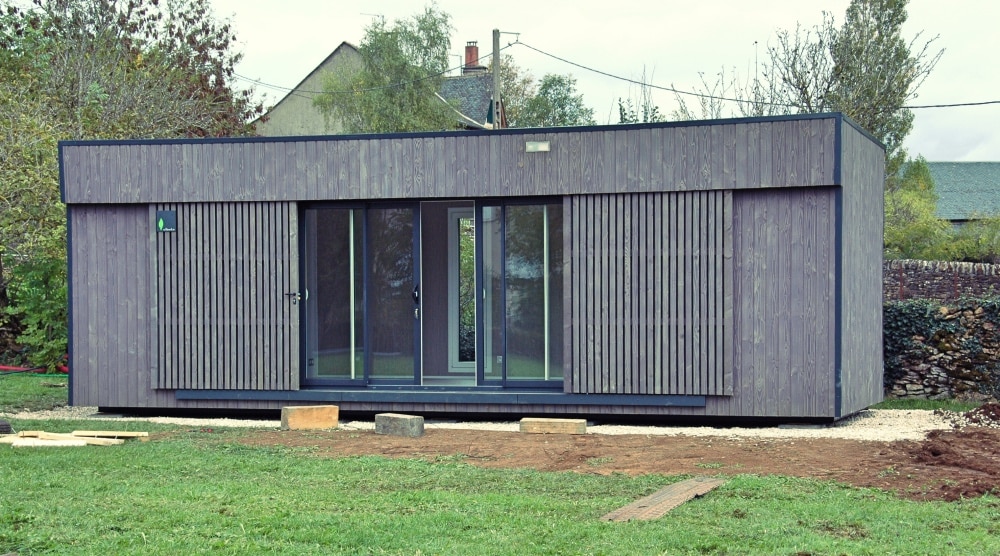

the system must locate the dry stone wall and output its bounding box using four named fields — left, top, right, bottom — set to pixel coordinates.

left=884, top=259, right=1000, bottom=301
left=883, top=260, right=1000, bottom=400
